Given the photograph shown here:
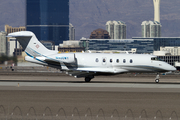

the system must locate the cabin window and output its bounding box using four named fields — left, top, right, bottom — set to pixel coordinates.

left=116, top=59, right=119, bottom=63
left=130, top=59, right=133, bottom=63
left=110, top=59, right=113, bottom=63
left=123, top=59, right=126, bottom=63
left=103, top=58, right=106, bottom=62
left=96, top=58, right=99, bottom=62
